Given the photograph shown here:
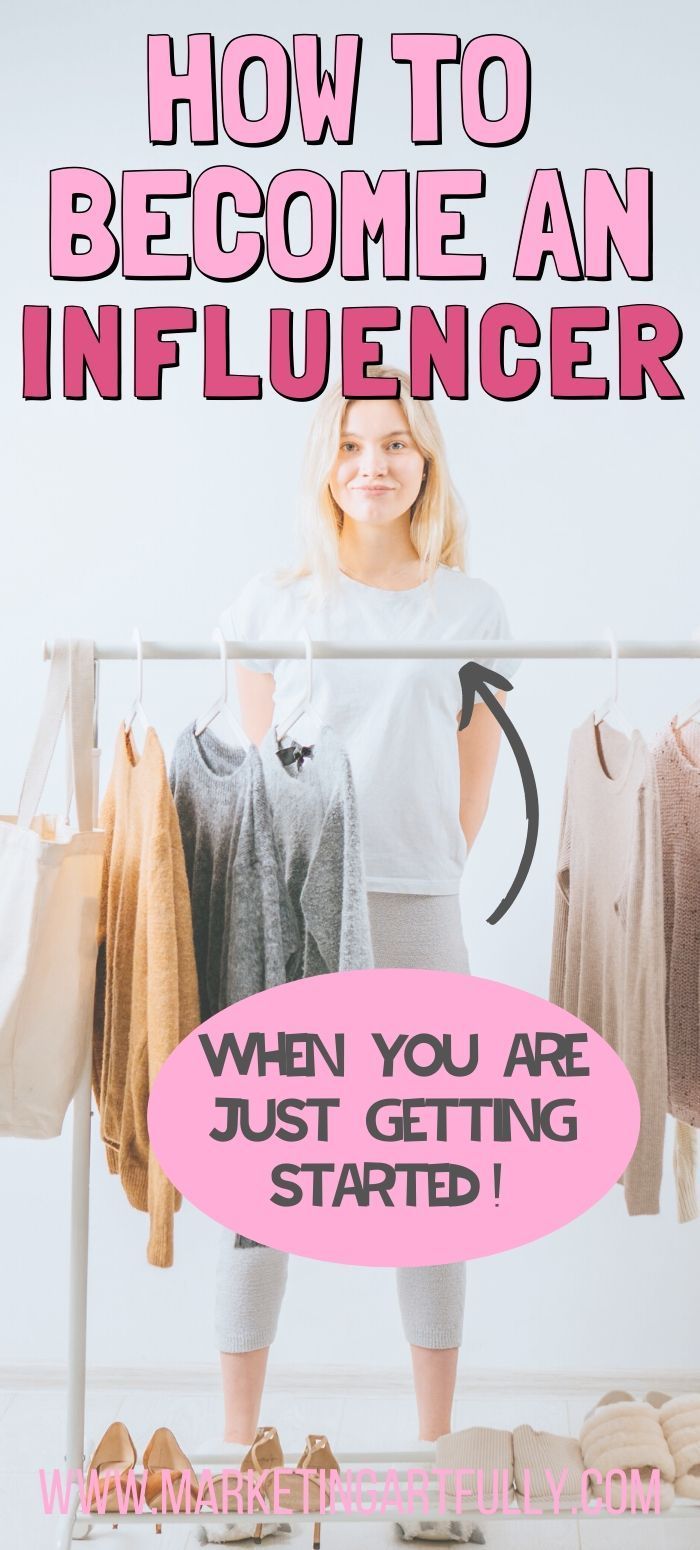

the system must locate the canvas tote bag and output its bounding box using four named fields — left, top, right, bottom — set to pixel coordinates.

left=0, top=639, right=104, bottom=1138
